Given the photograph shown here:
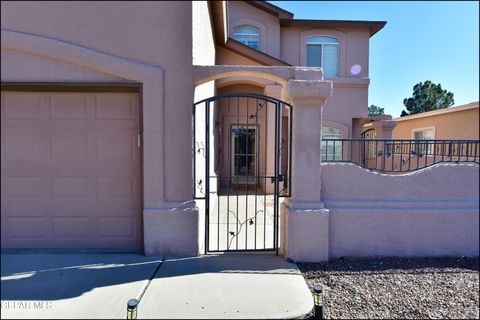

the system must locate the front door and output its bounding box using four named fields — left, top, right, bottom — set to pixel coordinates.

left=231, top=125, right=257, bottom=185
